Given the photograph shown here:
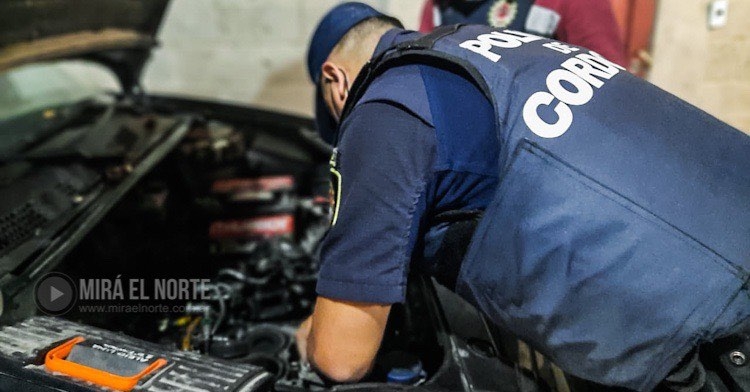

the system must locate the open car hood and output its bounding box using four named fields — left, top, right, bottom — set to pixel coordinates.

left=0, top=0, right=170, bottom=92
